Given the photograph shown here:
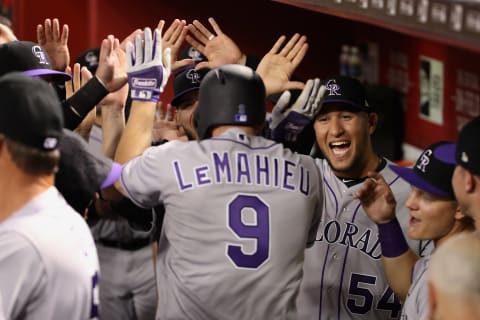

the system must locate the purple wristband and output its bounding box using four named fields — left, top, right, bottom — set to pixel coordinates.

left=128, top=67, right=163, bottom=102
left=377, top=218, right=409, bottom=258
left=271, top=111, right=311, bottom=143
